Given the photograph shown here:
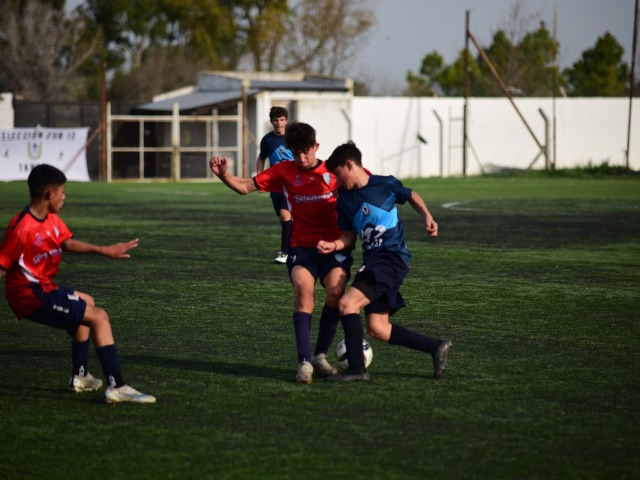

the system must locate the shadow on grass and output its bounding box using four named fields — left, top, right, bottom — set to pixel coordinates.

left=2, top=349, right=435, bottom=389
